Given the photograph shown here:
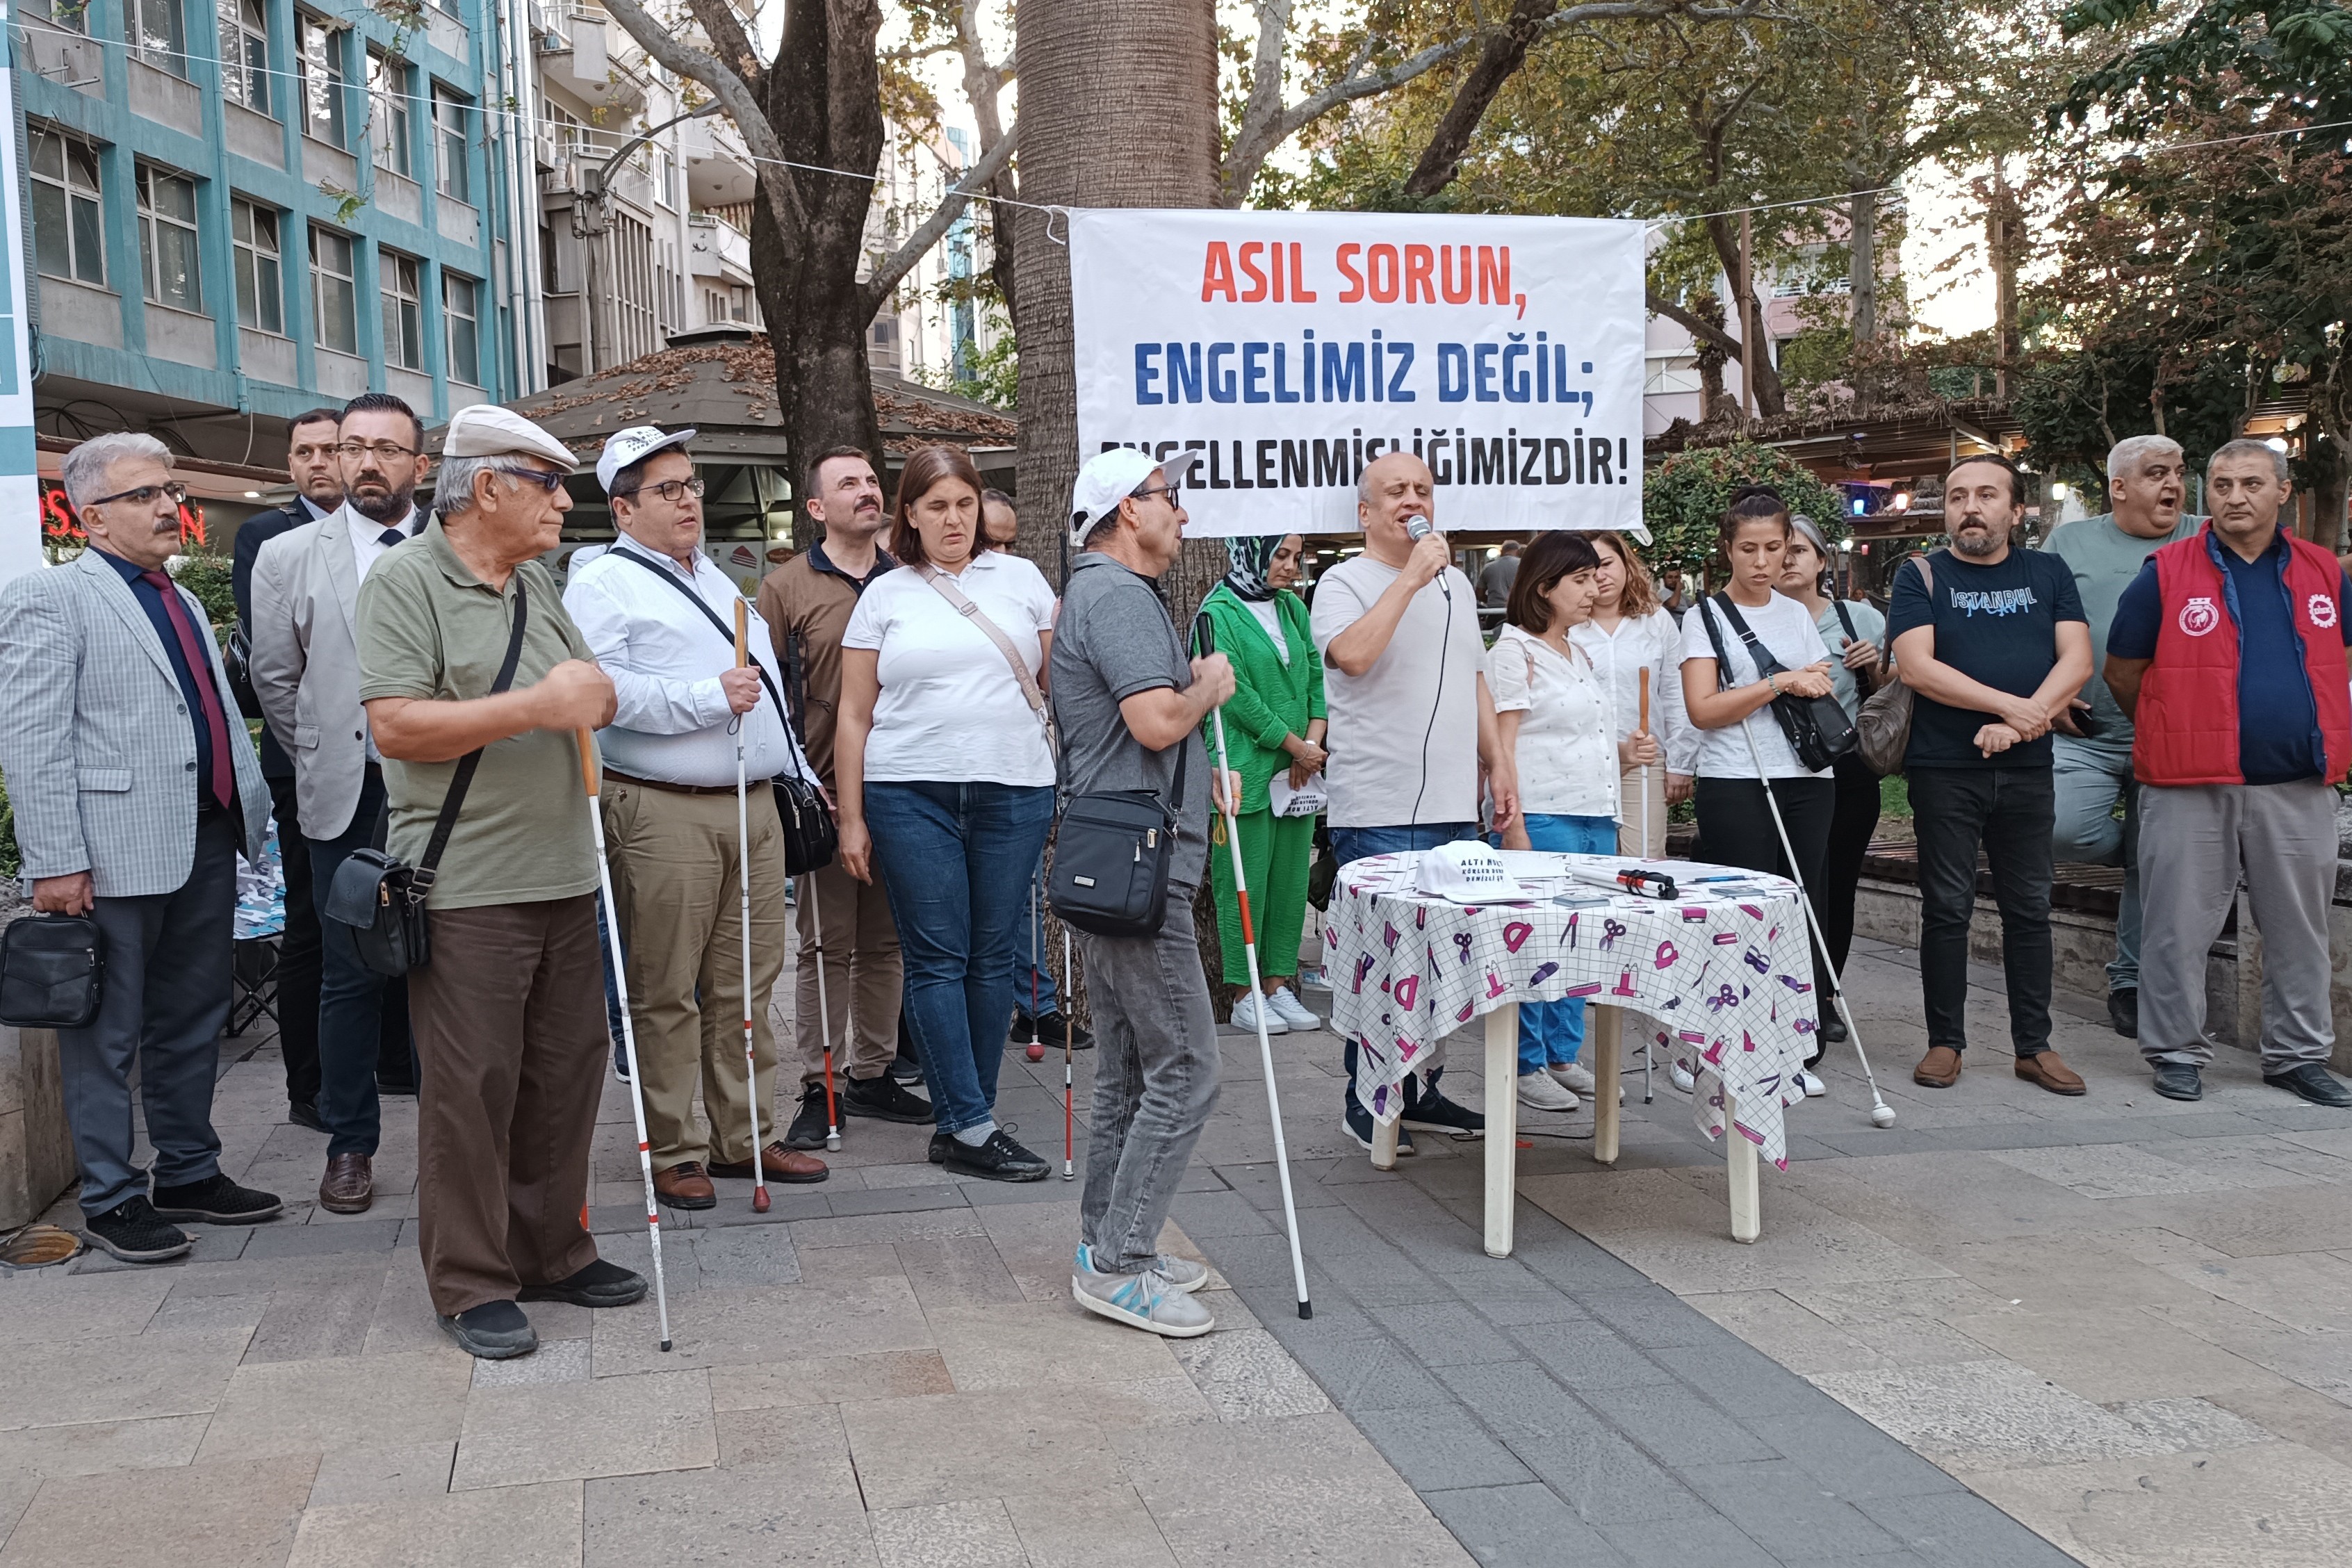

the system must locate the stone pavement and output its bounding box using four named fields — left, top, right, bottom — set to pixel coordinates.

left=6, top=927, right=2352, bottom=1566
